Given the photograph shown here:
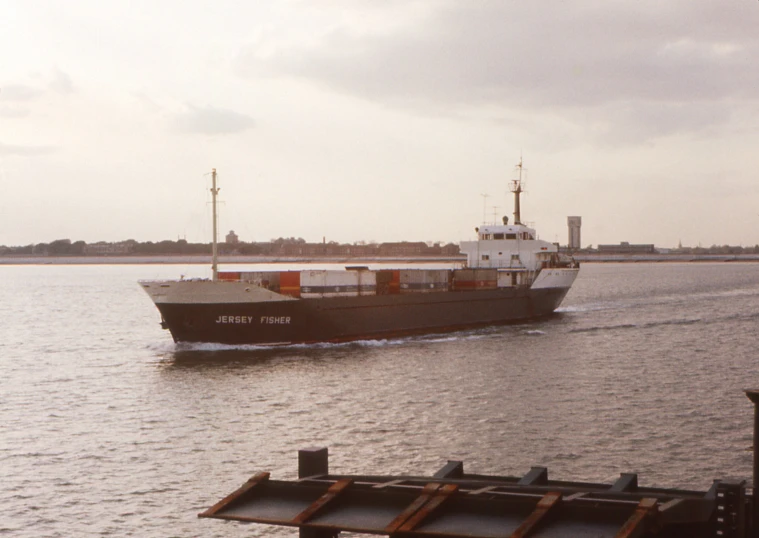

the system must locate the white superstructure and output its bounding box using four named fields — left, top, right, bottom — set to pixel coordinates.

left=459, top=159, right=579, bottom=289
